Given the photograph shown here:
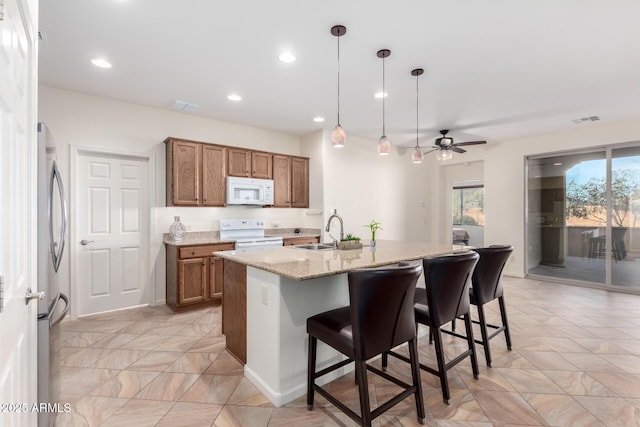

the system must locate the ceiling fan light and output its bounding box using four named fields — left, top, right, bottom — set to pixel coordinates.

left=411, top=146, right=424, bottom=163
left=331, top=124, right=346, bottom=147
left=441, top=137, right=453, bottom=146
left=437, top=149, right=453, bottom=161
left=377, top=135, right=391, bottom=155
